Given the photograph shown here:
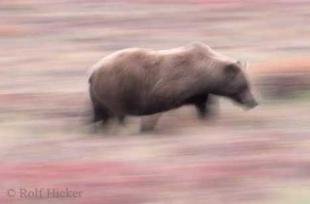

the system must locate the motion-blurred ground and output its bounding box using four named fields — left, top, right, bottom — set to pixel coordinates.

left=0, top=0, right=310, bottom=203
